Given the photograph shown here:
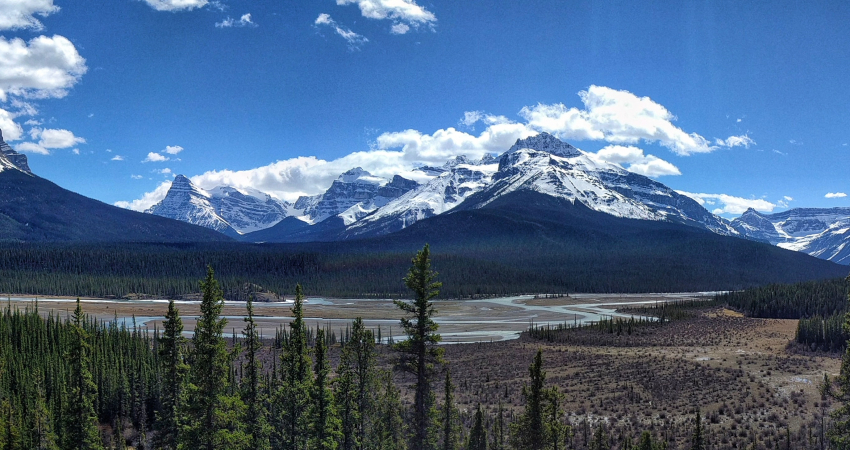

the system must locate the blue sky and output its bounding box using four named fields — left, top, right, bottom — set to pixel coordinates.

left=1, top=0, right=848, bottom=216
